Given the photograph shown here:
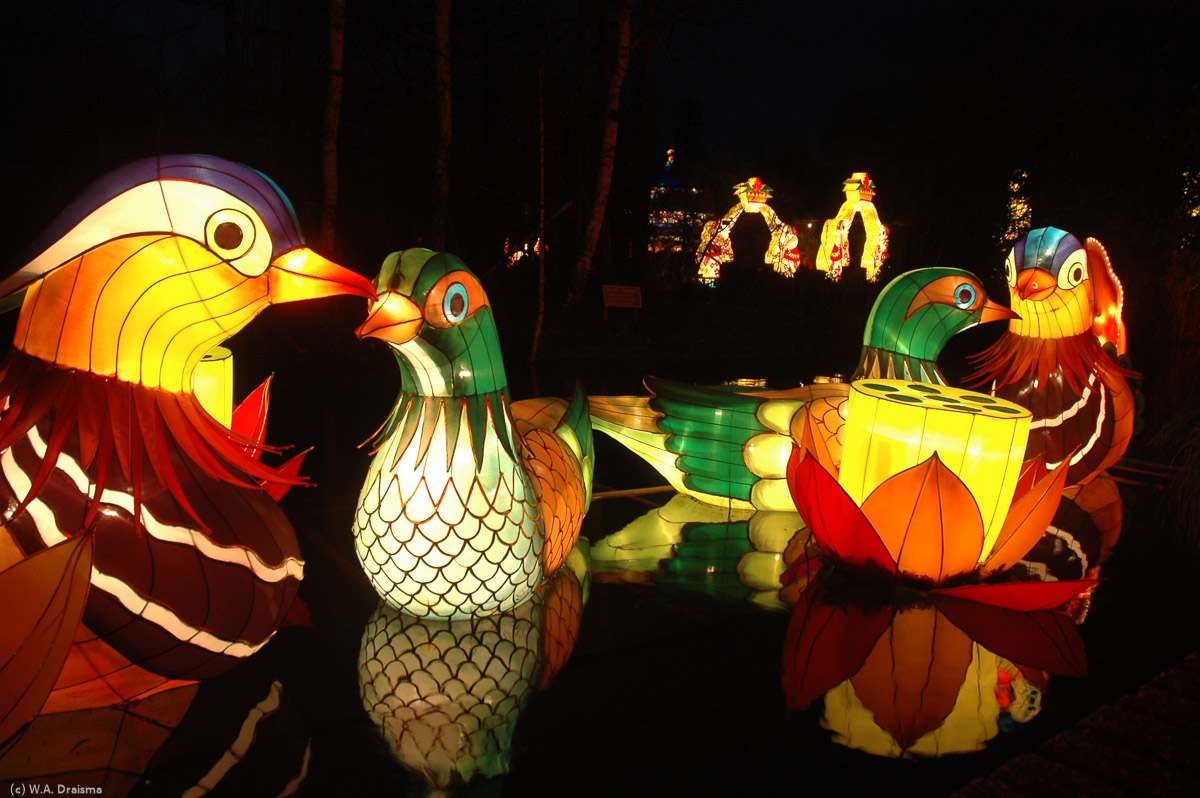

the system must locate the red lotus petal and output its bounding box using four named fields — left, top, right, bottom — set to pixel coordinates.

left=782, top=586, right=893, bottom=712
left=983, top=457, right=1071, bottom=575
left=930, top=579, right=1098, bottom=612
left=861, top=454, right=984, bottom=584
left=933, top=596, right=1087, bottom=678
left=1010, top=456, right=1049, bottom=503
left=787, top=449, right=897, bottom=573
